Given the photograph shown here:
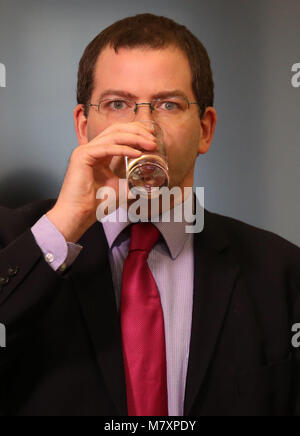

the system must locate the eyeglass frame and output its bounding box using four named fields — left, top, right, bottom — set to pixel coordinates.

left=88, top=96, right=199, bottom=116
